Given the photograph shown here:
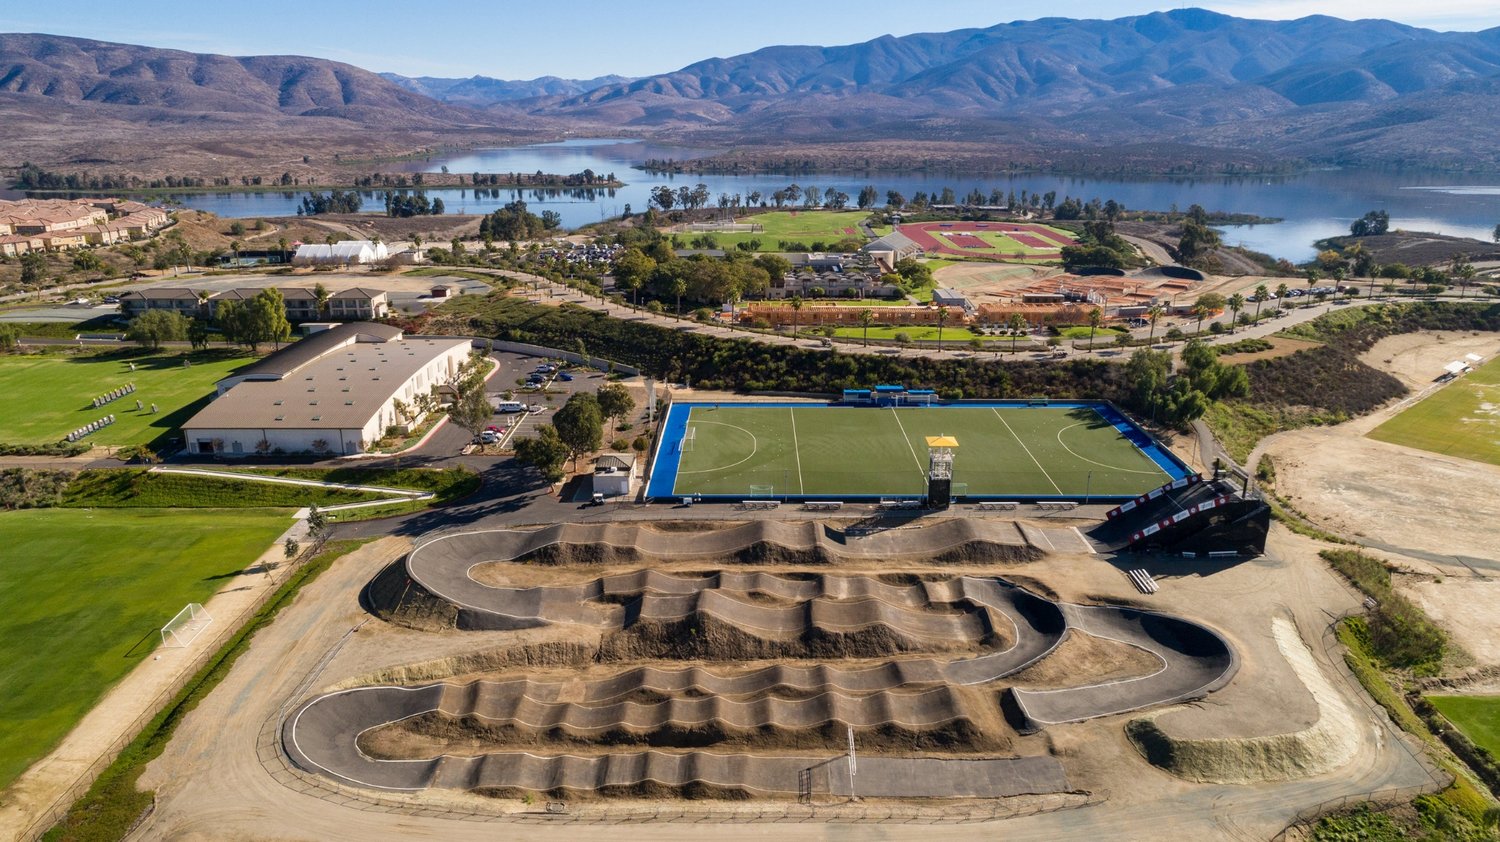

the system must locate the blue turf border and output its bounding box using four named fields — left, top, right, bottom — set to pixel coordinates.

left=644, top=400, right=1191, bottom=502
